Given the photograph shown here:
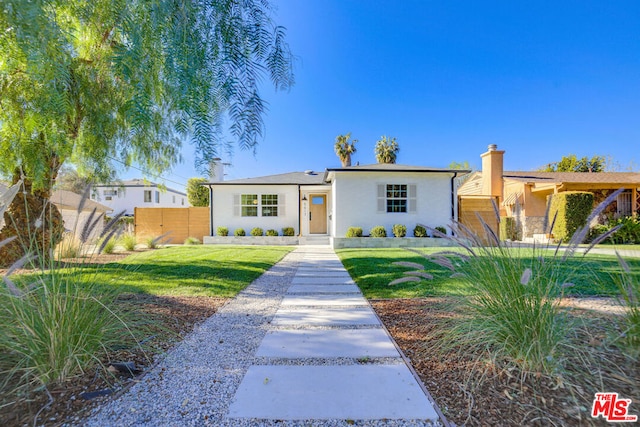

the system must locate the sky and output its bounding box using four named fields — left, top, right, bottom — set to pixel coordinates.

left=121, top=0, right=640, bottom=191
